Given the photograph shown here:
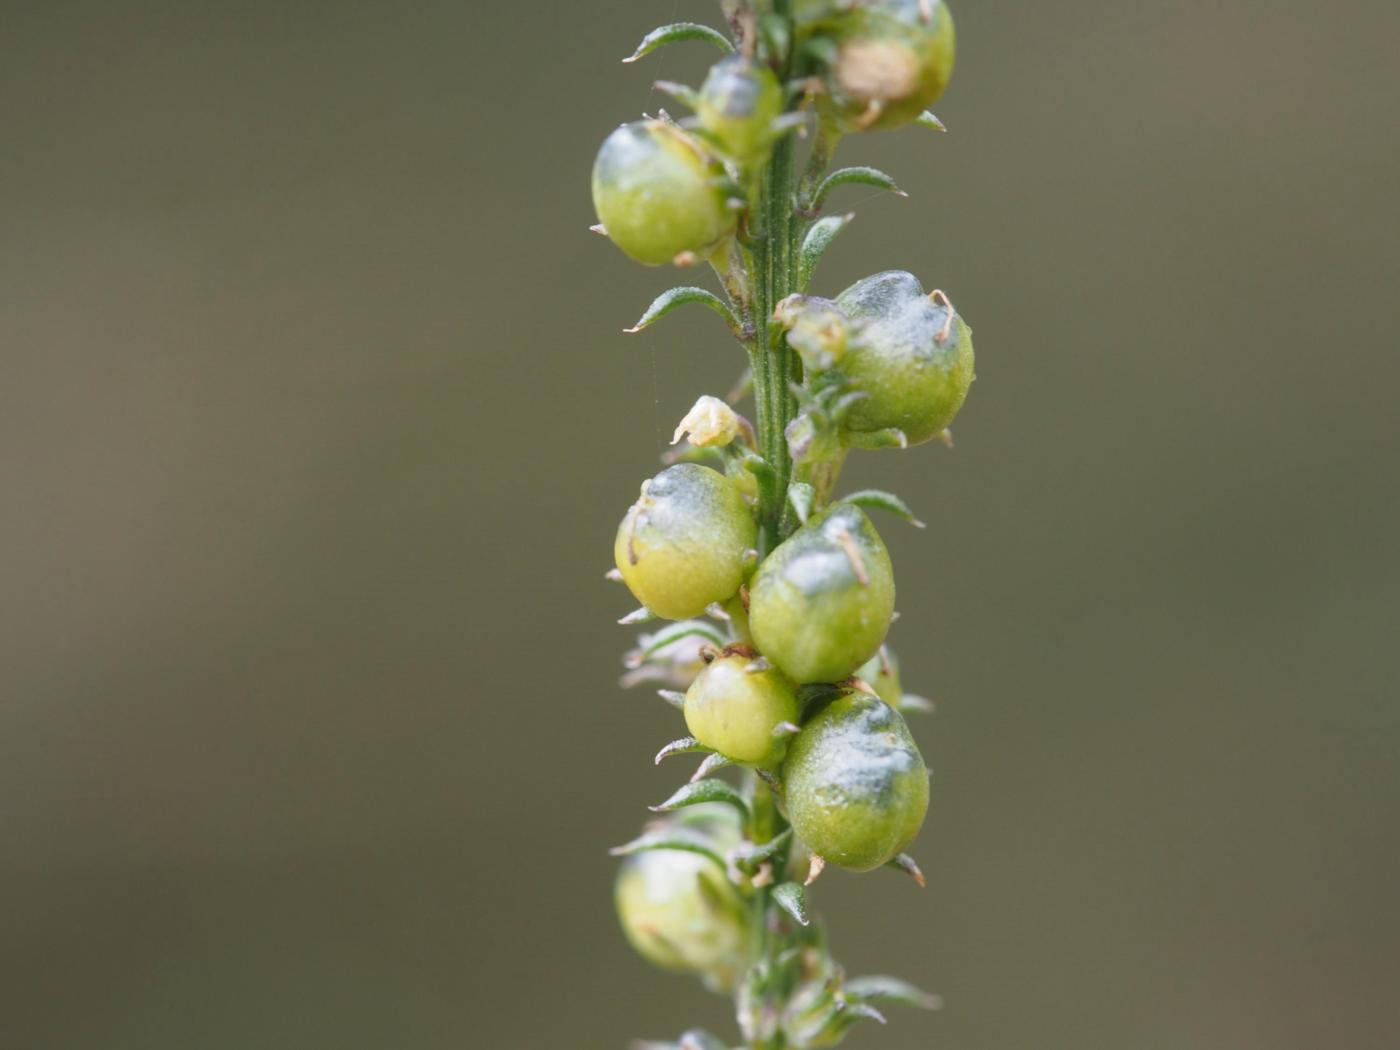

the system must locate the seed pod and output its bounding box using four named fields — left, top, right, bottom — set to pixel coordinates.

left=615, top=808, right=749, bottom=990
left=615, top=464, right=757, bottom=620
left=748, top=504, right=894, bottom=683
left=592, top=120, right=736, bottom=266
left=813, top=0, right=957, bottom=132
left=835, top=270, right=974, bottom=446
left=698, top=57, right=785, bottom=166
left=684, top=653, right=801, bottom=767
left=782, top=691, right=929, bottom=872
